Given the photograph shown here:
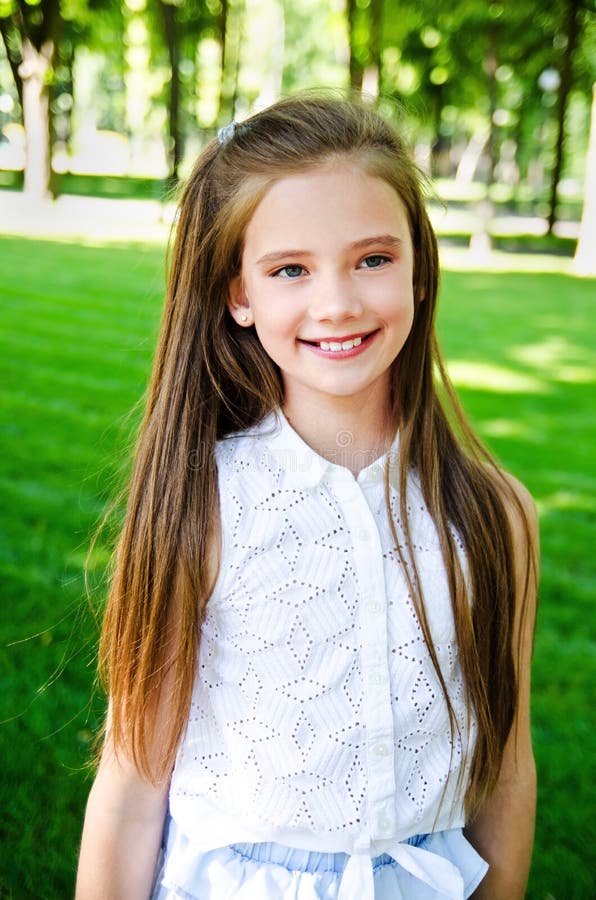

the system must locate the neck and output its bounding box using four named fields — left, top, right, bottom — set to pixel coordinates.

left=282, top=393, right=394, bottom=476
